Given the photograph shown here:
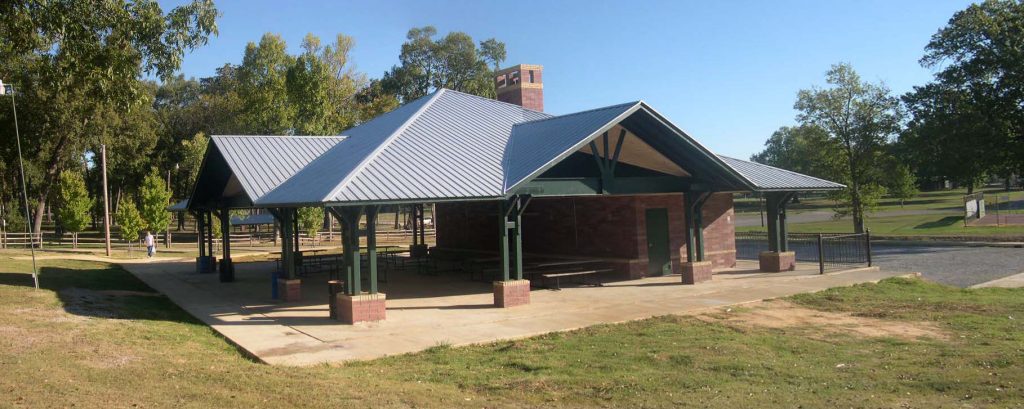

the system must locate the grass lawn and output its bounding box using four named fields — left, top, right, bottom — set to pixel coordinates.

left=736, top=187, right=1024, bottom=215
left=738, top=213, right=1024, bottom=237
left=1, top=256, right=1022, bottom=407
